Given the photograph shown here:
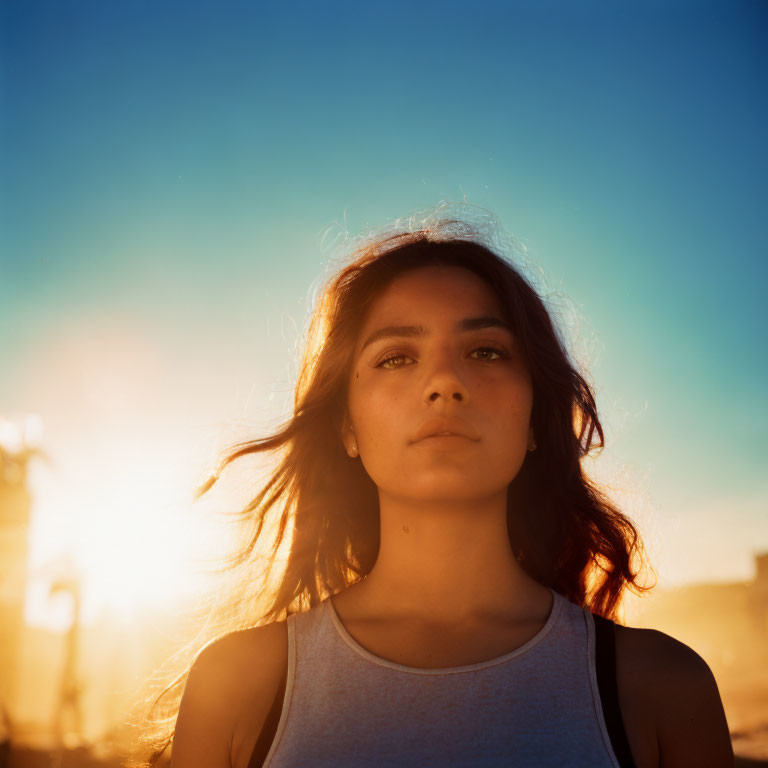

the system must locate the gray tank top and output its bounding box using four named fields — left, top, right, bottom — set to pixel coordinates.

left=263, top=587, right=624, bottom=767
